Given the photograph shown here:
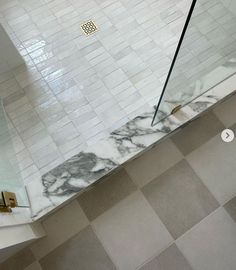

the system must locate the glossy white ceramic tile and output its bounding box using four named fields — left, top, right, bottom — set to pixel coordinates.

left=0, top=0, right=189, bottom=188
left=1, top=0, right=236, bottom=225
